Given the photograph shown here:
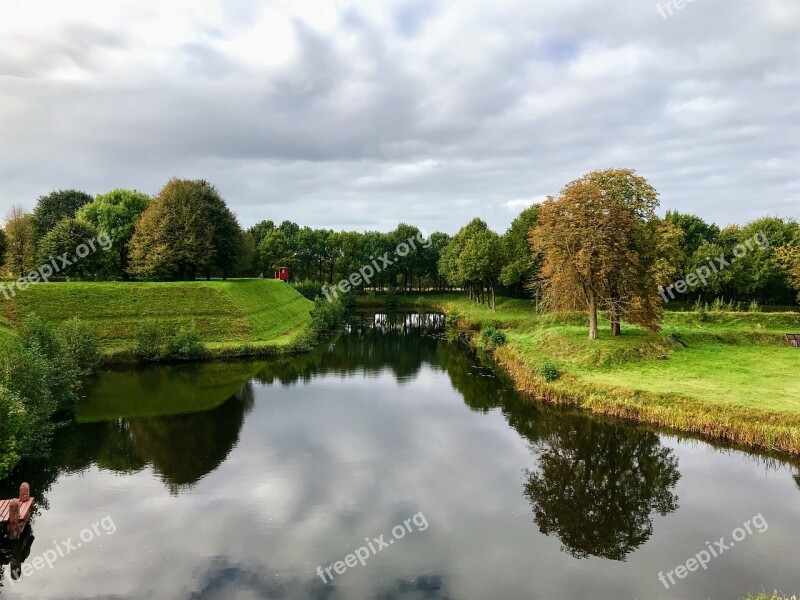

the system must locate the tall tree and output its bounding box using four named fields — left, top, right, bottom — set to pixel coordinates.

left=37, top=218, right=109, bottom=279
left=0, top=227, right=6, bottom=271
left=440, top=219, right=503, bottom=309
left=128, top=179, right=215, bottom=280
left=3, top=206, right=36, bottom=278
left=257, top=230, right=291, bottom=274
left=500, top=204, right=541, bottom=297
left=665, top=211, right=720, bottom=265
left=32, top=189, right=93, bottom=240
left=77, top=189, right=150, bottom=279
left=531, top=180, right=633, bottom=339
left=585, top=169, right=682, bottom=335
